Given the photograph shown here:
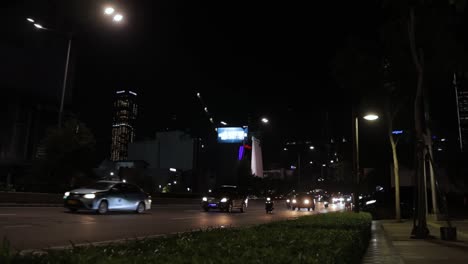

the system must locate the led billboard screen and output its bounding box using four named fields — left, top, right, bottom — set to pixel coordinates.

left=217, top=127, right=248, bottom=143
